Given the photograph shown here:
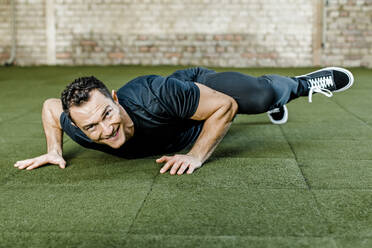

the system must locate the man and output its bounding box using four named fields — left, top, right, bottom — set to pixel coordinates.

left=14, top=67, right=354, bottom=175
